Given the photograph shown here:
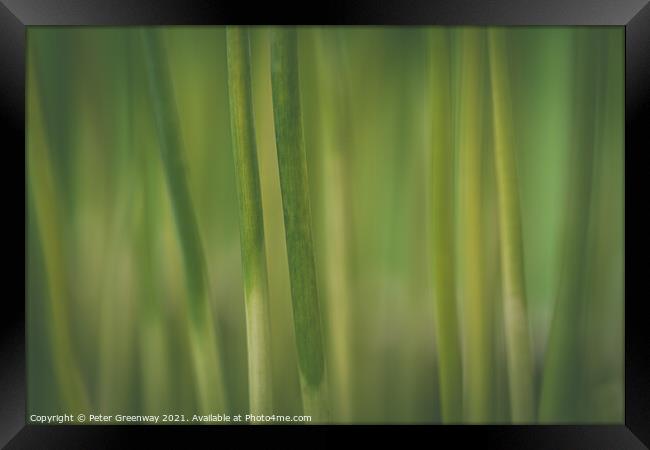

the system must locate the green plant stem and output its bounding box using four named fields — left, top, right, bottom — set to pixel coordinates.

left=487, top=28, right=535, bottom=422
left=270, top=27, right=329, bottom=422
left=430, top=27, right=463, bottom=423
left=133, top=31, right=170, bottom=414
left=538, top=29, right=602, bottom=422
left=457, top=28, right=493, bottom=422
left=139, top=28, right=227, bottom=414
left=137, top=146, right=171, bottom=414
left=97, top=32, right=138, bottom=414
left=28, top=114, right=90, bottom=414
left=579, top=30, right=624, bottom=422
left=226, top=26, right=274, bottom=418
left=28, top=170, right=91, bottom=414
left=29, top=48, right=90, bottom=413
left=311, top=28, right=353, bottom=422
